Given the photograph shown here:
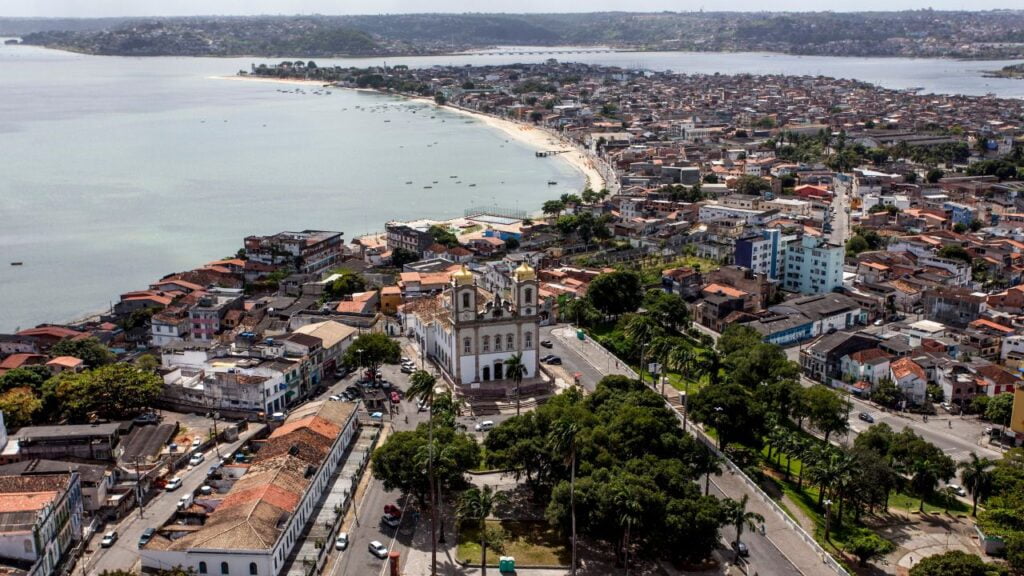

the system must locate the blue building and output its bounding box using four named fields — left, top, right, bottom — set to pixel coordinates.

left=735, top=229, right=783, bottom=280
left=943, top=202, right=976, bottom=228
